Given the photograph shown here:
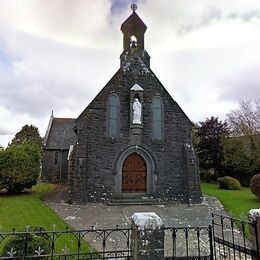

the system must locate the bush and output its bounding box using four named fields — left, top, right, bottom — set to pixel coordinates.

left=250, top=174, right=260, bottom=199
left=0, top=142, right=41, bottom=193
left=1, top=226, right=51, bottom=258
left=217, top=176, right=241, bottom=190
